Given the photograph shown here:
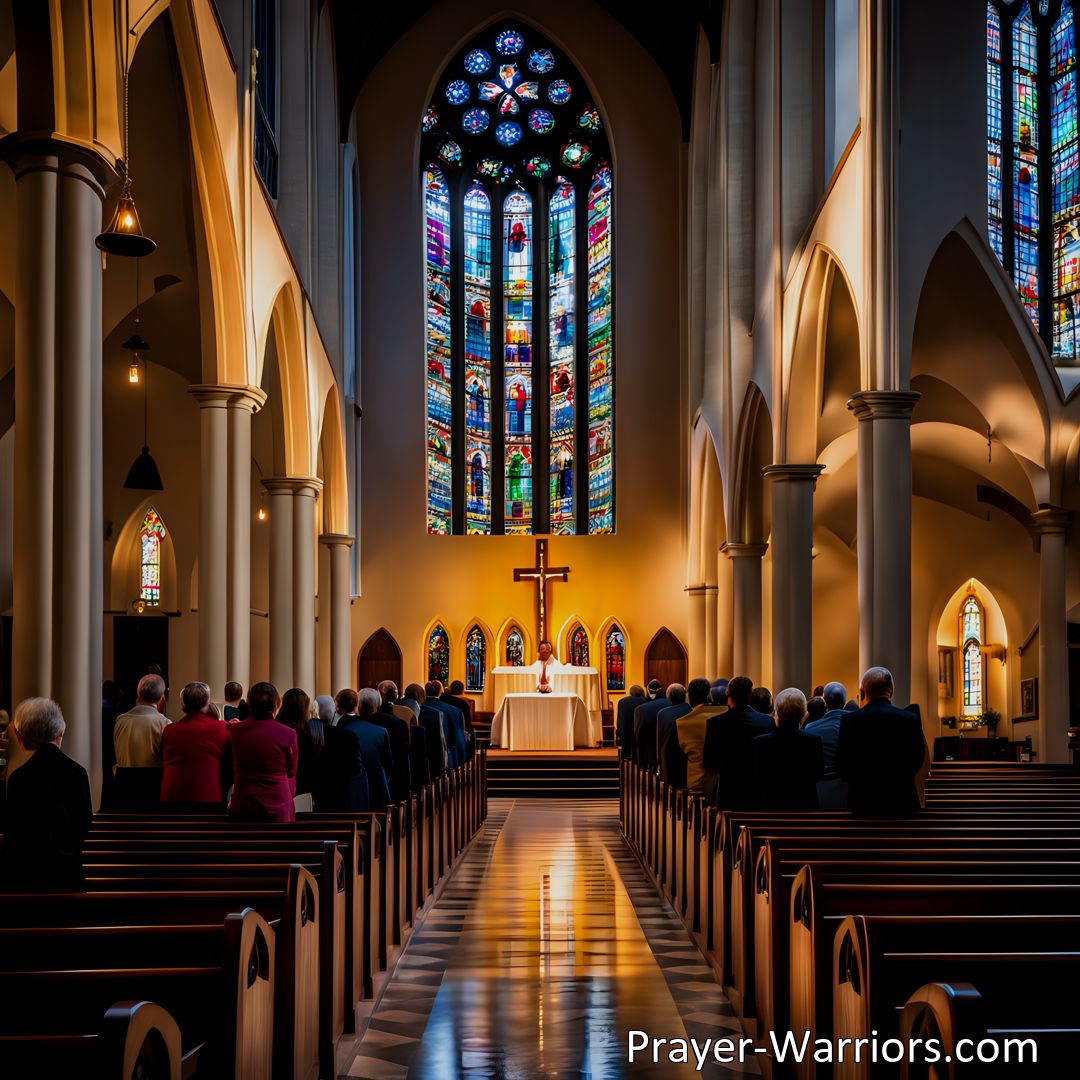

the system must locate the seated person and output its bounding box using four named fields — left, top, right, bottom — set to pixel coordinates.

left=338, top=689, right=394, bottom=811
left=705, top=676, right=774, bottom=809
left=752, top=688, right=824, bottom=810
left=657, top=684, right=690, bottom=785
left=674, top=678, right=725, bottom=799
left=616, top=685, right=645, bottom=760
left=803, top=681, right=848, bottom=773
